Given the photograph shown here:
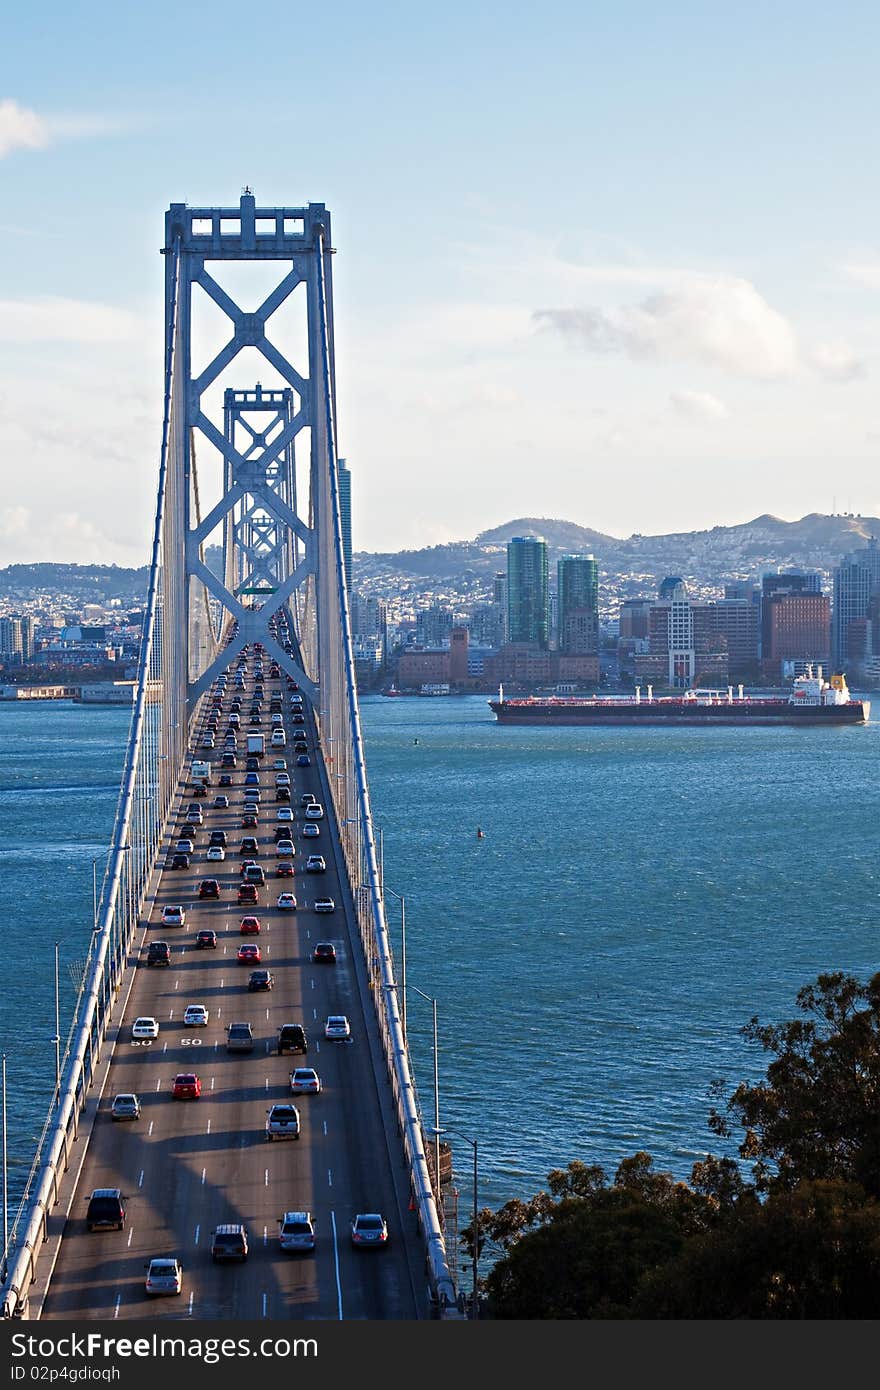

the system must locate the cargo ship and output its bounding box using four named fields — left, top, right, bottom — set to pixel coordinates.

left=489, top=671, right=871, bottom=727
